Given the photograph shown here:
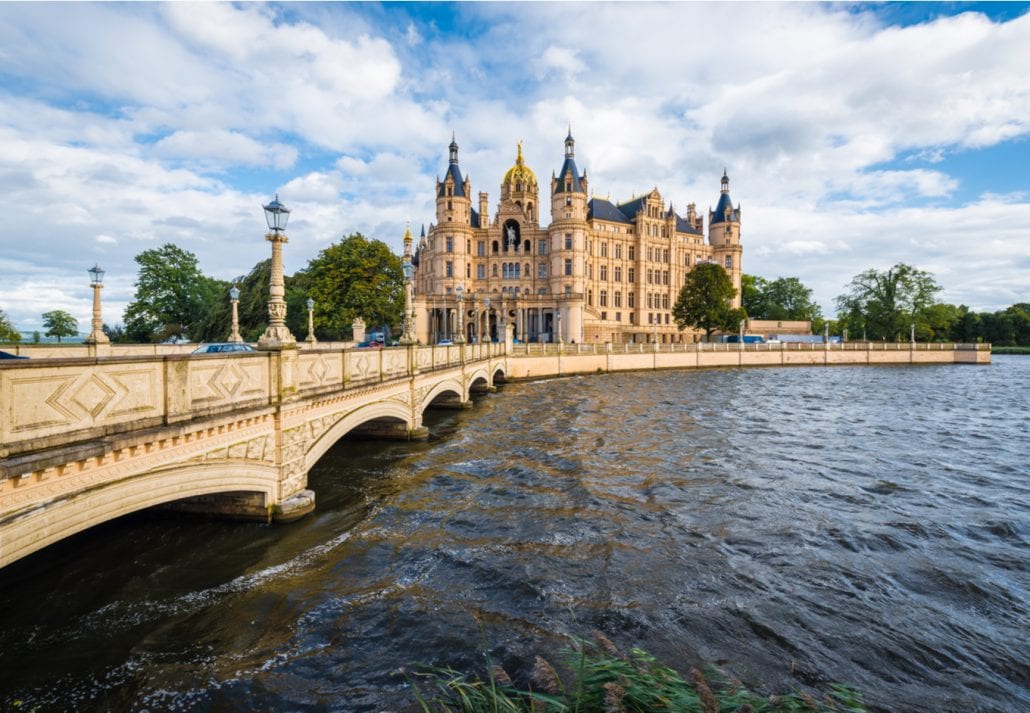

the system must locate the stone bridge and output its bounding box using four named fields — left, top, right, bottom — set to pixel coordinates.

left=0, top=343, right=506, bottom=568
left=0, top=339, right=988, bottom=569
